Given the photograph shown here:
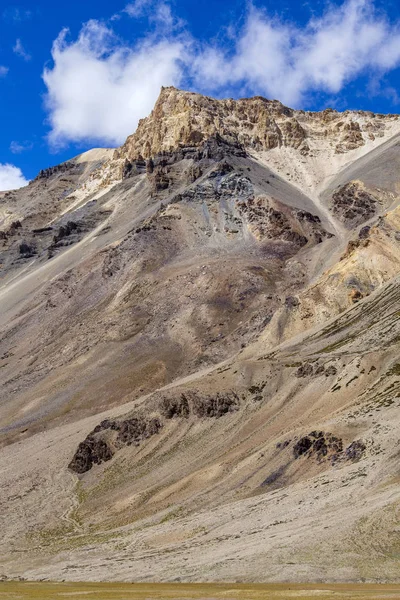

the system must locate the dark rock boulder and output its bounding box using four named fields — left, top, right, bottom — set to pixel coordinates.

left=116, top=417, right=162, bottom=446
left=69, top=415, right=163, bottom=474
left=295, top=363, right=314, bottom=378
left=159, top=390, right=240, bottom=419
left=359, top=225, right=370, bottom=239
left=324, top=365, right=338, bottom=376
left=68, top=436, right=114, bottom=474
left=19, top=242, right=36, bottom=257
left=160, top=394, right=191, bottom=419
left=293, top=431, right=343, bottom=460
left=191, top=392, right=240, bottom=418
left=285, top=296, right=300, bottom=308
left=344, top=440, right=366, bottom=462
left=9, top=220, right=22, bottom=232
left=293, top=436, right=313, bottom=458
left=332, top=182, right=377, bottom=226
